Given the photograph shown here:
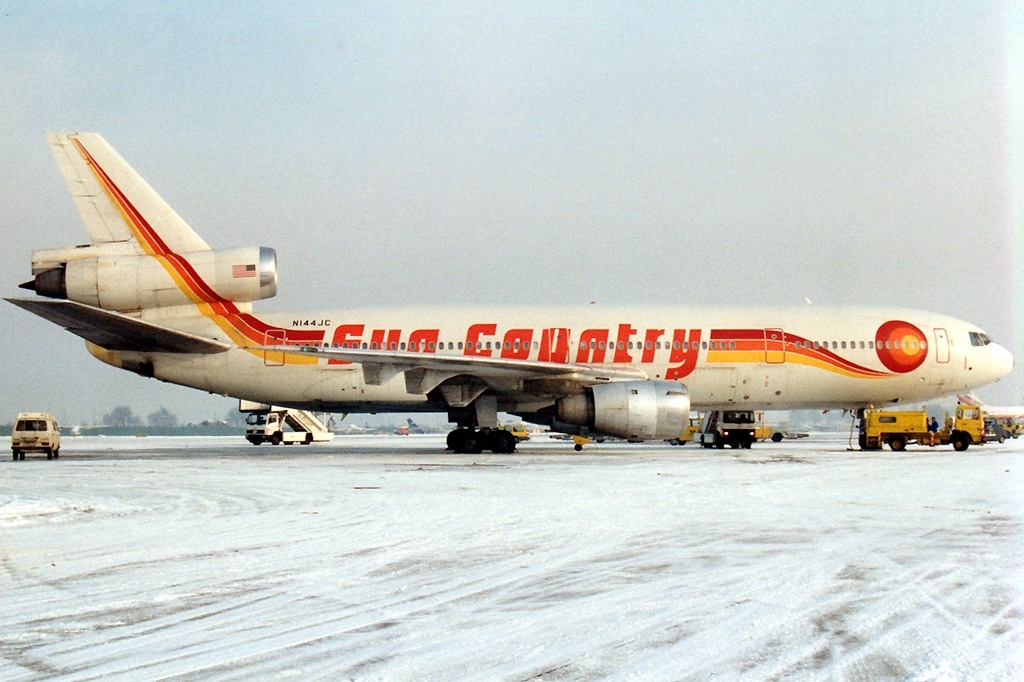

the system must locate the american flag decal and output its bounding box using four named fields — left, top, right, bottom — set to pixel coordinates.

left=232, top=263, right=257, bottom=278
